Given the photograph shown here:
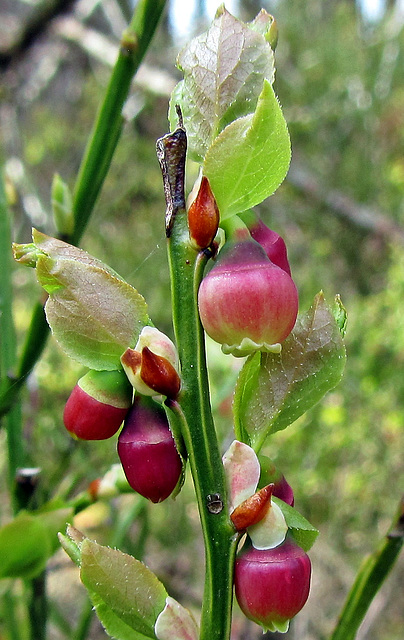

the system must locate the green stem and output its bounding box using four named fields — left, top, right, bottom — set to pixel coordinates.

left=167, top=212, right=238, bottom=640
left=0, top=0, right=167, bottom=420
left=330, top=496, right=404, bottom=640
left=27, top=572, right=48, bottom=640
left=71, top=0, right=168, bottom=245
left=0, top=171, right=26, bottom=489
